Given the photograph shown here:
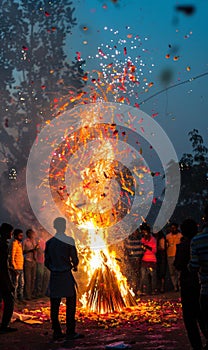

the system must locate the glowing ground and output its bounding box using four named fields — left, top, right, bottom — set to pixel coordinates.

left=0, top=292, right=198, bottom=350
